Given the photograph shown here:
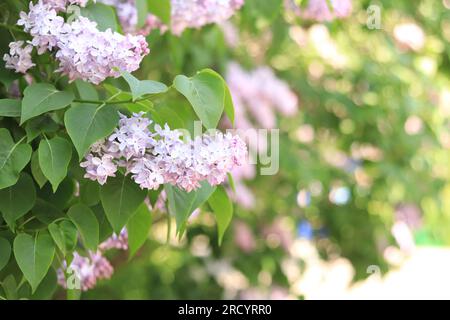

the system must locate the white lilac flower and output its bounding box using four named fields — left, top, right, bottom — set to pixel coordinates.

left=3, top=41, right=35, bottom=73
left=11, top=0, right=149, bottom=84
left=81, top=112, right=248, bottom=192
